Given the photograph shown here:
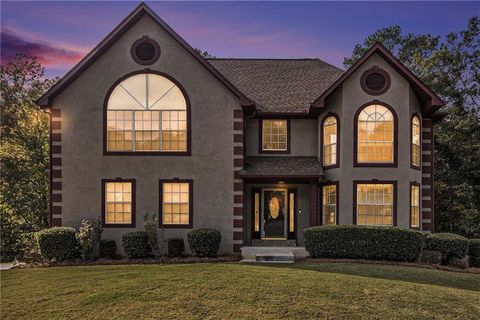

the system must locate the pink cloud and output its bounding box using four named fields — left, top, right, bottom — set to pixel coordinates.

left=0, top=26, right=88, bottom=68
